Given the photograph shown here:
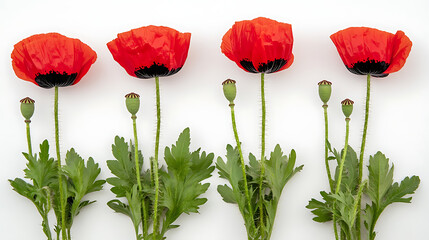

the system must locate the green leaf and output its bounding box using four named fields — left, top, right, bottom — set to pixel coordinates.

left=10, top=178, right=37, bottom=203
left=330, top=191, right=356, bottom=228
left=331, top=145, right=359, bottom=193
left=265, top=145, right=303, bottom=200
left=107, top=199, right=132, bottom=218
left=382, top=176, right=420, bottom=207
left=367, top=152, right=394, bottom=207
left=10, top=140, right=57, bottom=212
left=306, top=191, right=333, bottom=223
left=160, top=128, right=214, bottom=231
left=107, top=137, right=143, bottom=198
left=164, top=128, right=191, bottom=177
left=126, top=185, right=142, bottom=232
left=364, top=151, right=420, bottom=239
left=62, top=148, right=105, bottom=226
left=216, top=145, right=242, bottom=190
left=10, top=140, right=57, bottom=240
left=23, top=140, right=57, bottom=189
left=217, top=184, right=236, bottom=203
